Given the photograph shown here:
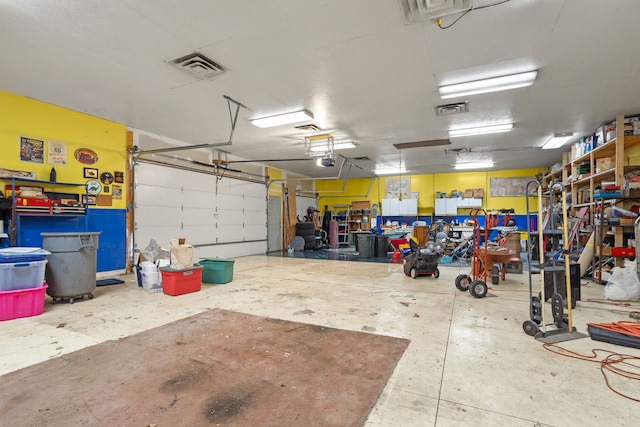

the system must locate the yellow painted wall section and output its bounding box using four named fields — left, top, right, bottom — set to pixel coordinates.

left=625, top=144, right=640, bottom=165
left=0, top=90, right=127, bottom=208
left=266, top=167, right=283, bottom=196
left=314, top=168, right=544, bottom=215
left=316, top=177, right=381, bottom=211
left=408, top=174, right=434, bottom=214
